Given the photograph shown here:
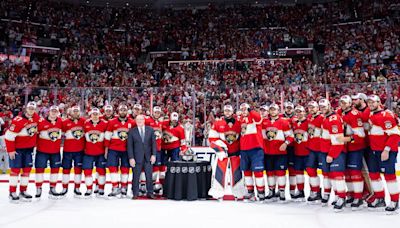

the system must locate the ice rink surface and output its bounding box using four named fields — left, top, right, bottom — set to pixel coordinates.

left=0, top=174, right=399, bottom=228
